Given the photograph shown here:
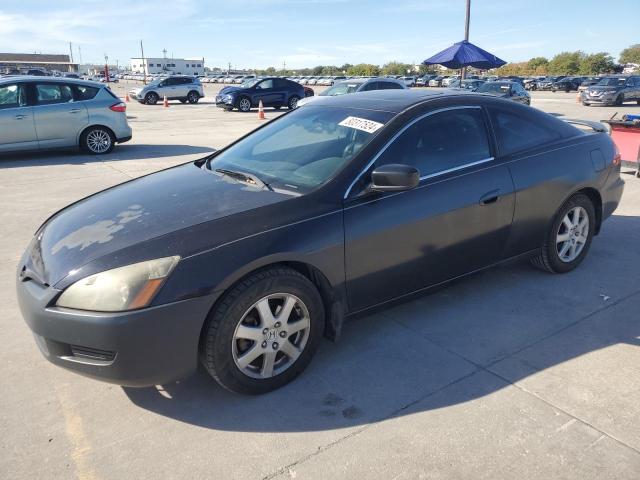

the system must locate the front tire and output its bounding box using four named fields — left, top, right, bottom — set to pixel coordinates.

left=530, top=194, right=595, bottom=273
left=237, top=96, right=251, bottom=112
left=144, top=92, right=159, bottom=105
left=80, top=126, right=114, bottom=154
left=201, top=267, right=325, bottom=394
